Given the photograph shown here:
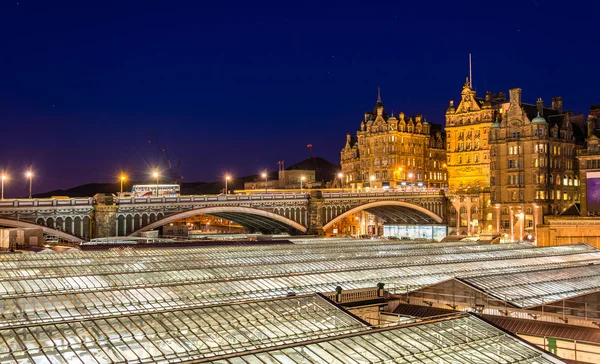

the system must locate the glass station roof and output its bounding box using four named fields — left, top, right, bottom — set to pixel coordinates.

left=0, top=239, right=583, bottom=363
left=214, top=314, right=563, bottom=364
left=463, top=263, right=600, bottom=307
left=0, top=292, right=562, bottom=364
left=0, top=243, right=598, bottom=330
